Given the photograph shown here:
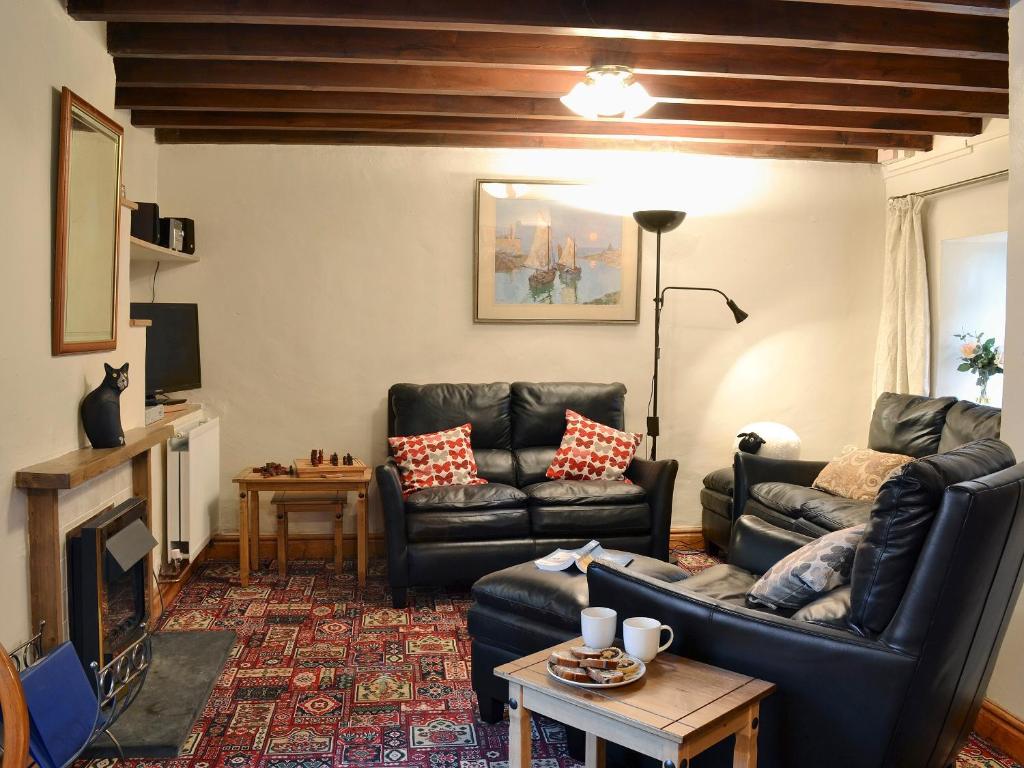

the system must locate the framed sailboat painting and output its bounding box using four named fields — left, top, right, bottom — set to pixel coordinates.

left=474, top=180, right=642, bottom=323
